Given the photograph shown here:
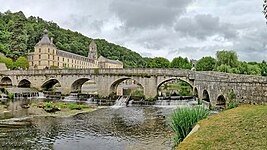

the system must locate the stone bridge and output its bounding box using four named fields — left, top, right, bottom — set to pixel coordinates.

left=1, top=68, right=267, bottom=107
